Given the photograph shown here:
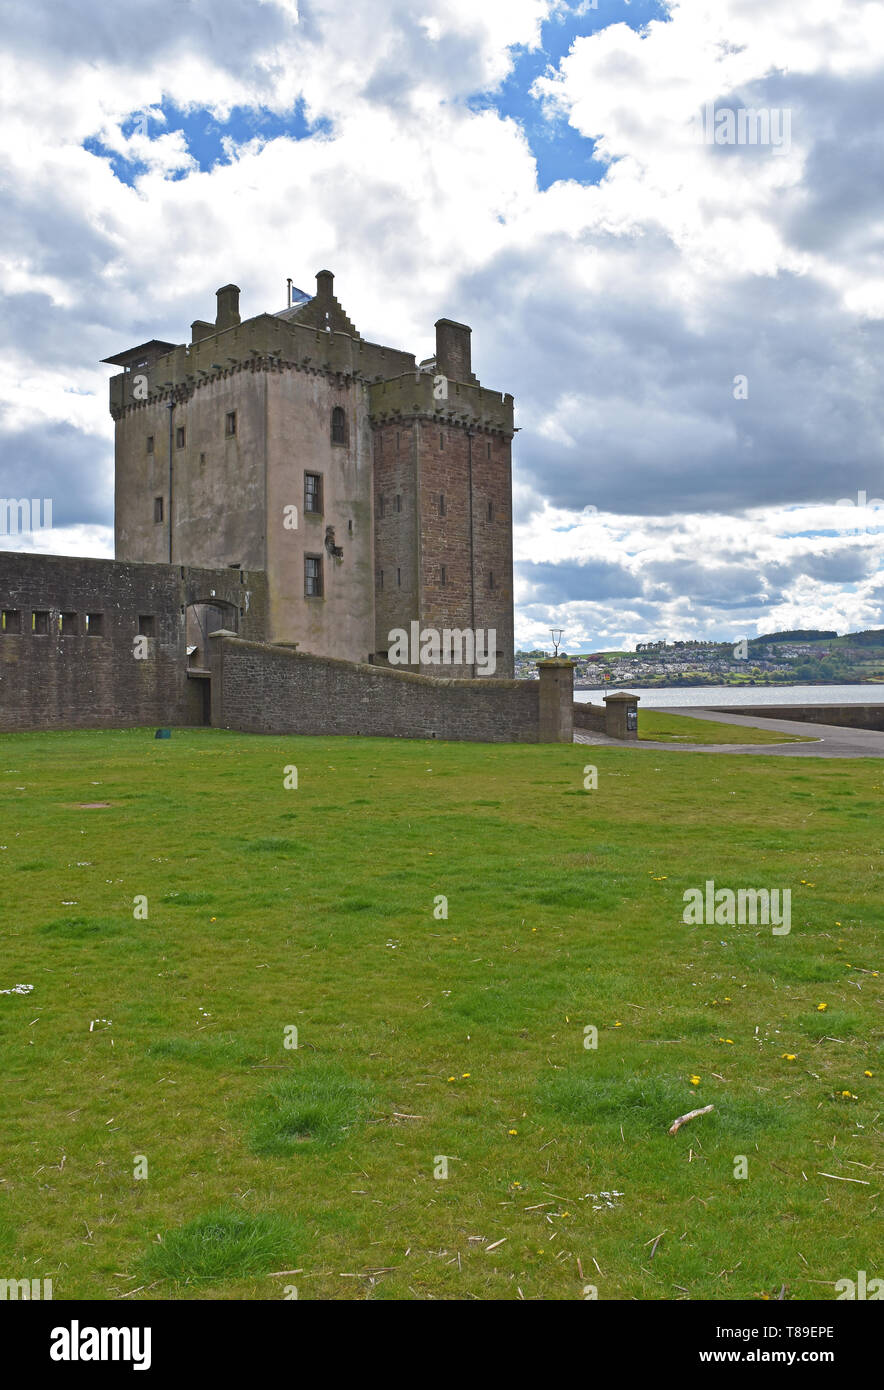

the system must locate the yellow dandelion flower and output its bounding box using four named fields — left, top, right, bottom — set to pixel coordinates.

left=462, top=1072, right=470, bottom=1078
left=782, top=1054, right=796, bottom=1061
left=864, top=1070, right=873, bottom=1077
left=689, top=1075, right=701, bottom=1085
left=817, top=1003, right=828, bottom=1011
left=725, top=1039, right=734, bottom=1044
left=508, top=1129, right=518, bottom=1135
left=447, top=1076, right=456, bottom=1082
